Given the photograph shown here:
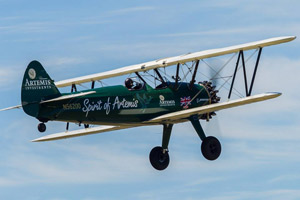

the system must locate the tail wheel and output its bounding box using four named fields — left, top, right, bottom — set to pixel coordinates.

left=149, top=146, right=170, bottom=170
left=201, top=136, right=221, bottom=160
left=38, top=123, right=46, bottom=133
